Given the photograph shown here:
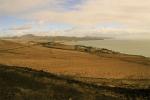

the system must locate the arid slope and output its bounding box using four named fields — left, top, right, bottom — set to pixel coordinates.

left=0, top=40, right=150, bottom=79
